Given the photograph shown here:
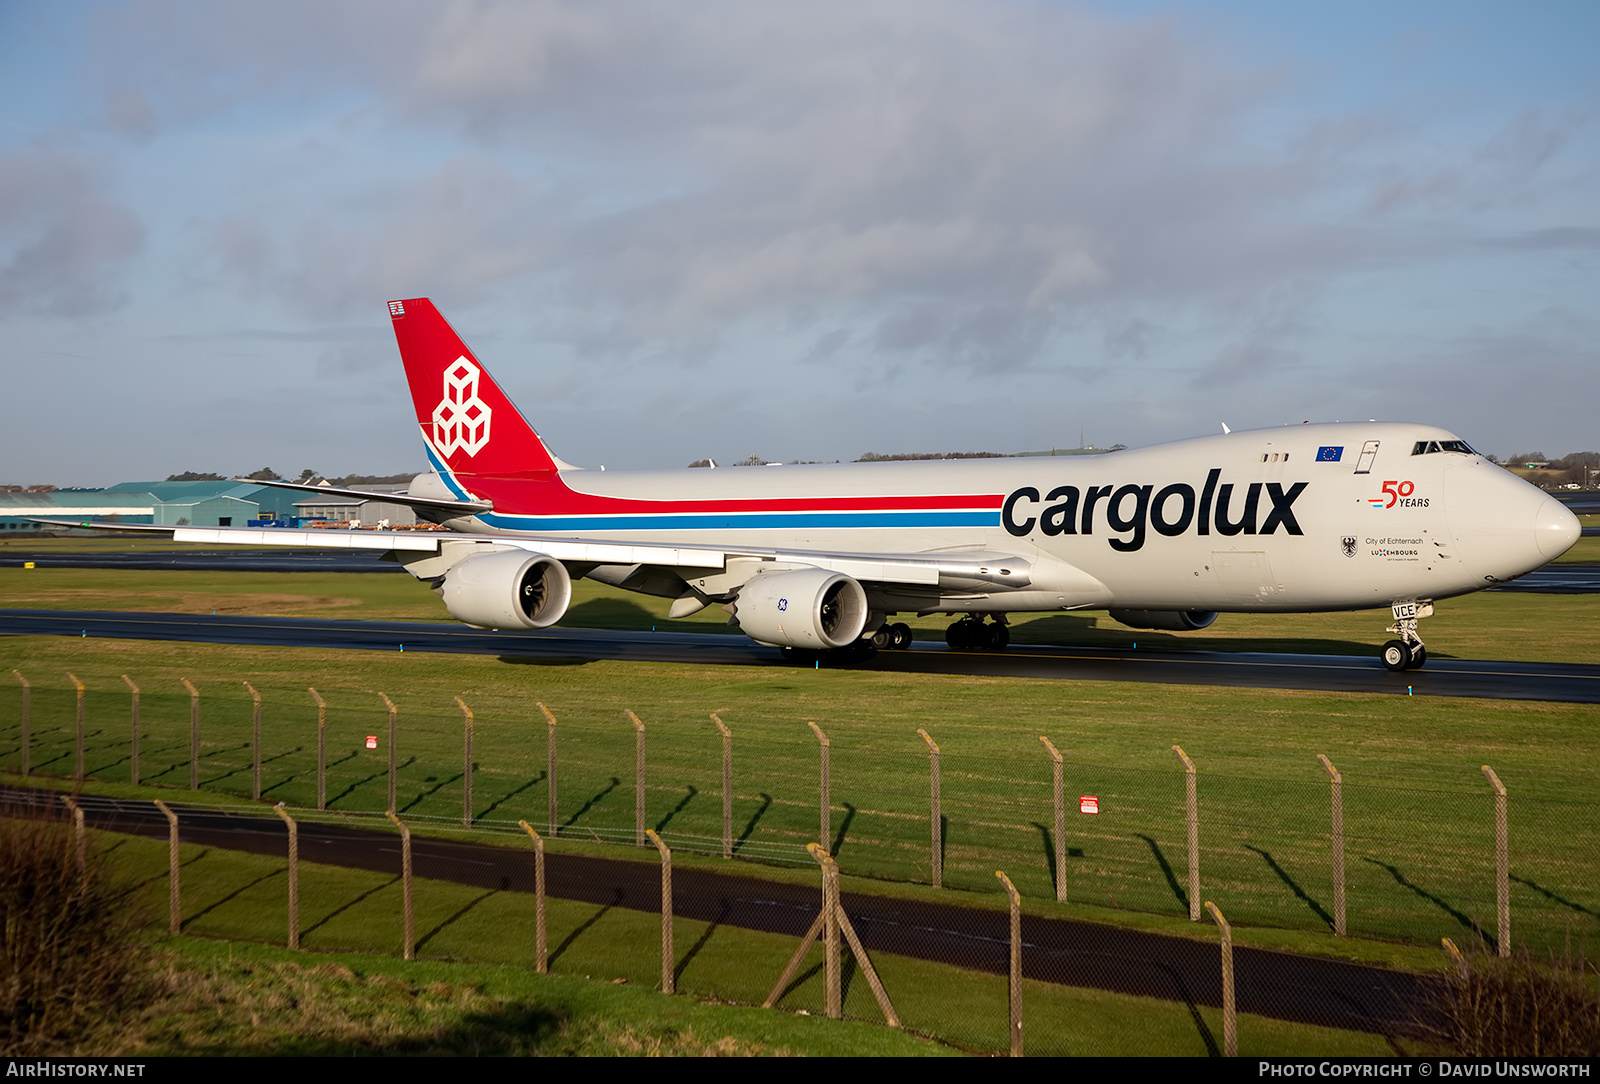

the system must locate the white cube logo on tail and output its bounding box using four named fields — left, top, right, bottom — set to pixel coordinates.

left=433, top=356, right=492, bottom=457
